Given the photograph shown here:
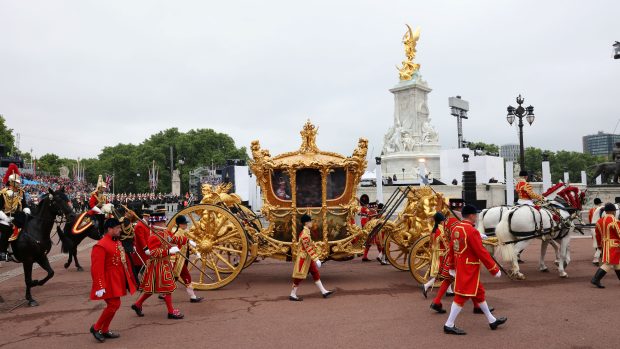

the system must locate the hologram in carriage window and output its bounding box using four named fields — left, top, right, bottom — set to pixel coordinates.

left=295, top=169, right=322, bottom=207
left=271, top=170, right=291, bottom=201
left=326, top=167, right=346, bottom=200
